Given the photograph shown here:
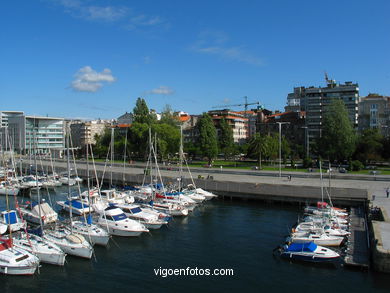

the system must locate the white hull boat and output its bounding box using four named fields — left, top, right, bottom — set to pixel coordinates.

left=13, top=233, right=66, bottom=266
left=97, top=207, right=149, bottom=237
left=0, top=238, right=40, bottom=275
left=44, top=228, right=93, bottom=259
left=72, top=221, right=110, bottom=246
